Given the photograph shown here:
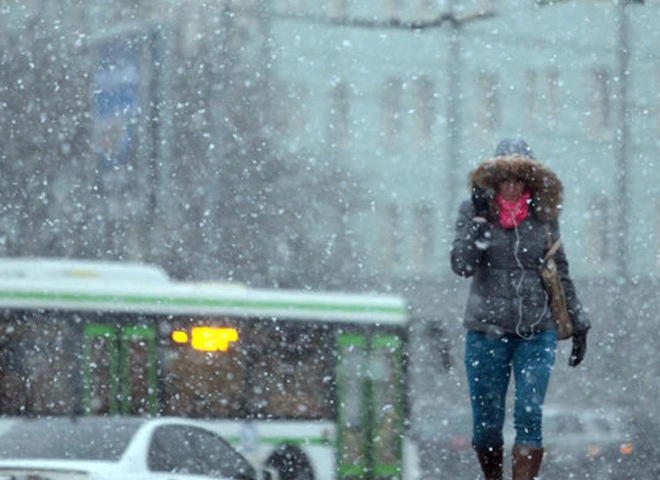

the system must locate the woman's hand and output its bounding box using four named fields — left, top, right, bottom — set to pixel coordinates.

left=471, top=185, right=493, bottom=219
left=568, top=331, right=587, bottom=367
